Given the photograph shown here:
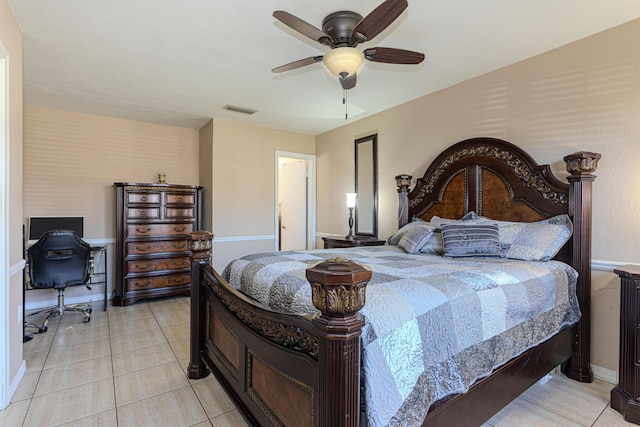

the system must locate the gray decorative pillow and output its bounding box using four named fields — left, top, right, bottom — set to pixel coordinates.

left=430, top=212, right=491, bottom=229
left=441, top=223, right=505, bottom=258
left=387, top=219, right=425, bottom=245
left=499, top=215, right=572, bottom=261
left=460, top=211, right=479, bottom=221
left=398, top=225, right=435, bottom=254
left=419, top=230, right=444, bottom=255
